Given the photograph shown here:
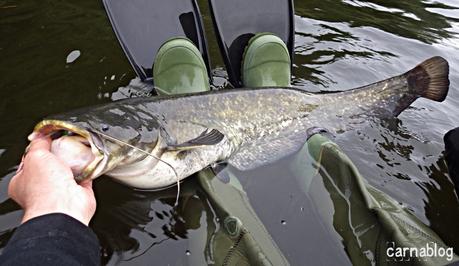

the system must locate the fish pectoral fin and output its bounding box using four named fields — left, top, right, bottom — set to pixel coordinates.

left=167, top=129, right=224, bottom=151
left=228, top=133, right=309, bottom=171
